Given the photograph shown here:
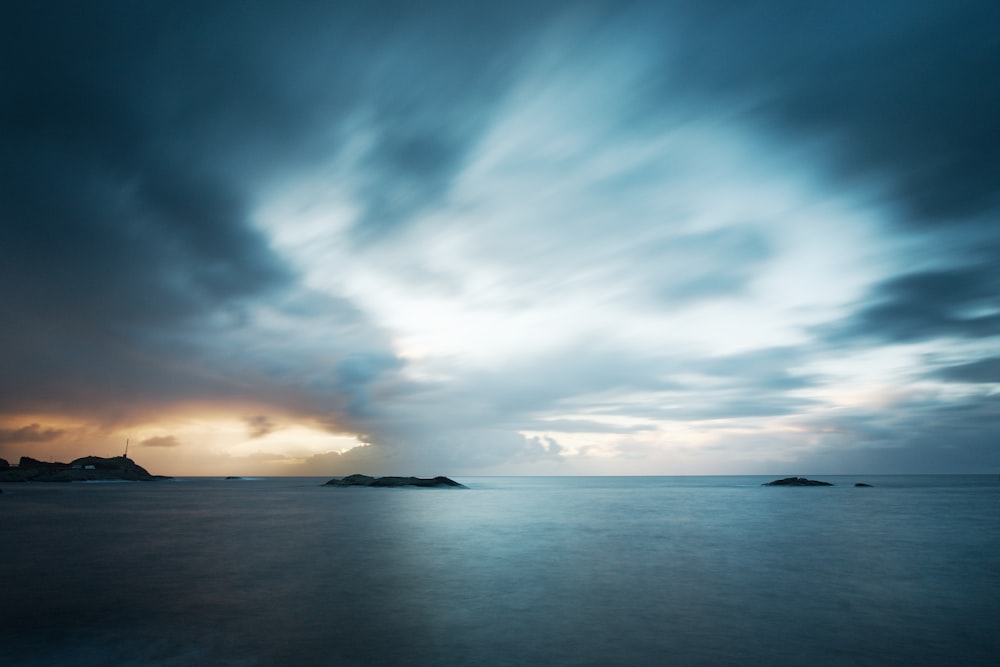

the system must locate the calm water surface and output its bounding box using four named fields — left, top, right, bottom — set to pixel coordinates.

left=2, top=476, right=998, bottom=665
